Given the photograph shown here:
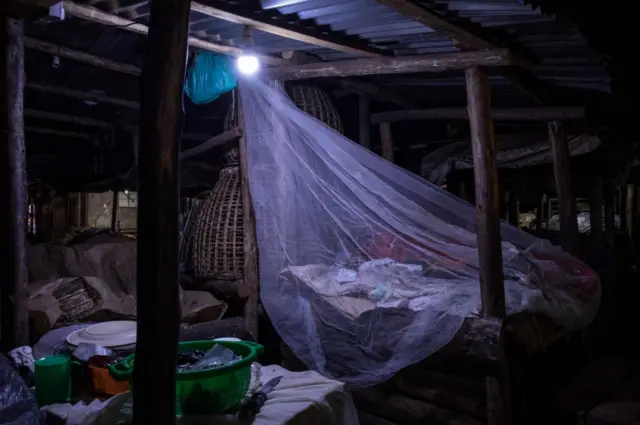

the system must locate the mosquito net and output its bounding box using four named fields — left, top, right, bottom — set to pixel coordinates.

left=239, top=78, right=601, bottom=387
